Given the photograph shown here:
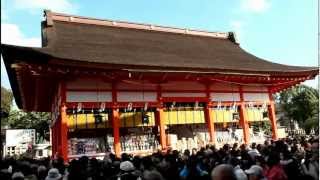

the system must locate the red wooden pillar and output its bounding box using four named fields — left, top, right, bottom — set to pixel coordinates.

left=156, top=108, right=166, bottom=150
left=239, top=103, right=250, bottom=144
left=56, top=119, right=61, bottom=155
left=156, top=85, right=166, bottom=150
left=204, top=105, right=215, bottom=143
left=54, top=123, right=58, bottom=156
left=51, top=124, right=56, bottom=157
left=54, top=124, right=57, bottom=156
left=111, top=82, right=121, bottom=157
left=204, top=84, right=215, bottom=144
left=60, top=105, right=68, bottom=162
left=239, top=86, right=250, bottom=144
left=112, top=109, right=121, bottom=157
left=268, top=91, right=278, bottom=140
